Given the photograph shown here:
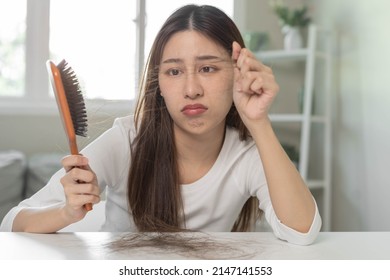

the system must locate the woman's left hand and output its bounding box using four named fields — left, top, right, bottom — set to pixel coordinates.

left=232, top=41, right=279, bottom=125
